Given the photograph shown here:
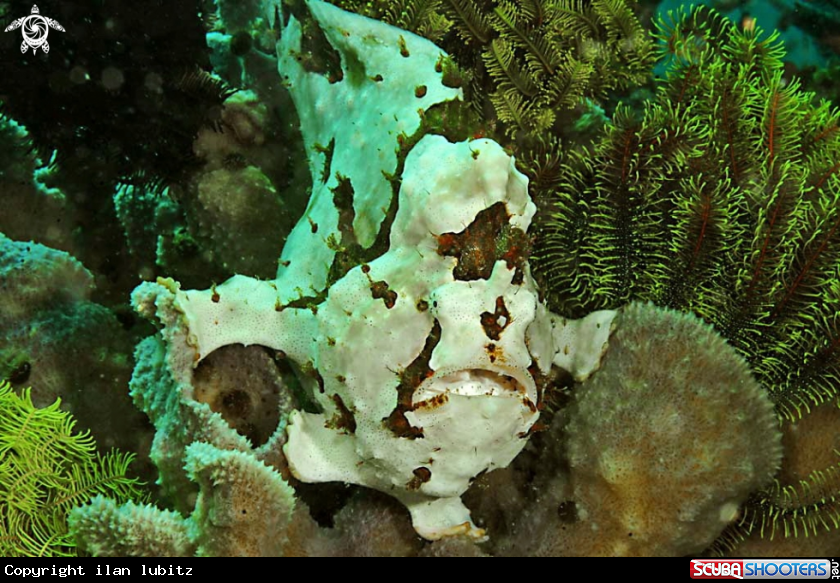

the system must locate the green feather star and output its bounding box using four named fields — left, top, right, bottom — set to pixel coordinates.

left=532, top=5, right=840, bottom=553
left=0, top=380, right=147, bottom=557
